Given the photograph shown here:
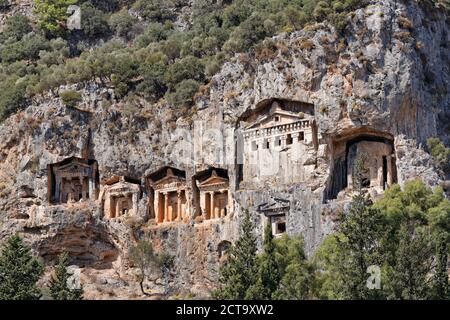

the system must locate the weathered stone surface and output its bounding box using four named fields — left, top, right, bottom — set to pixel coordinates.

left=0, top=0, right=448, bottom=298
